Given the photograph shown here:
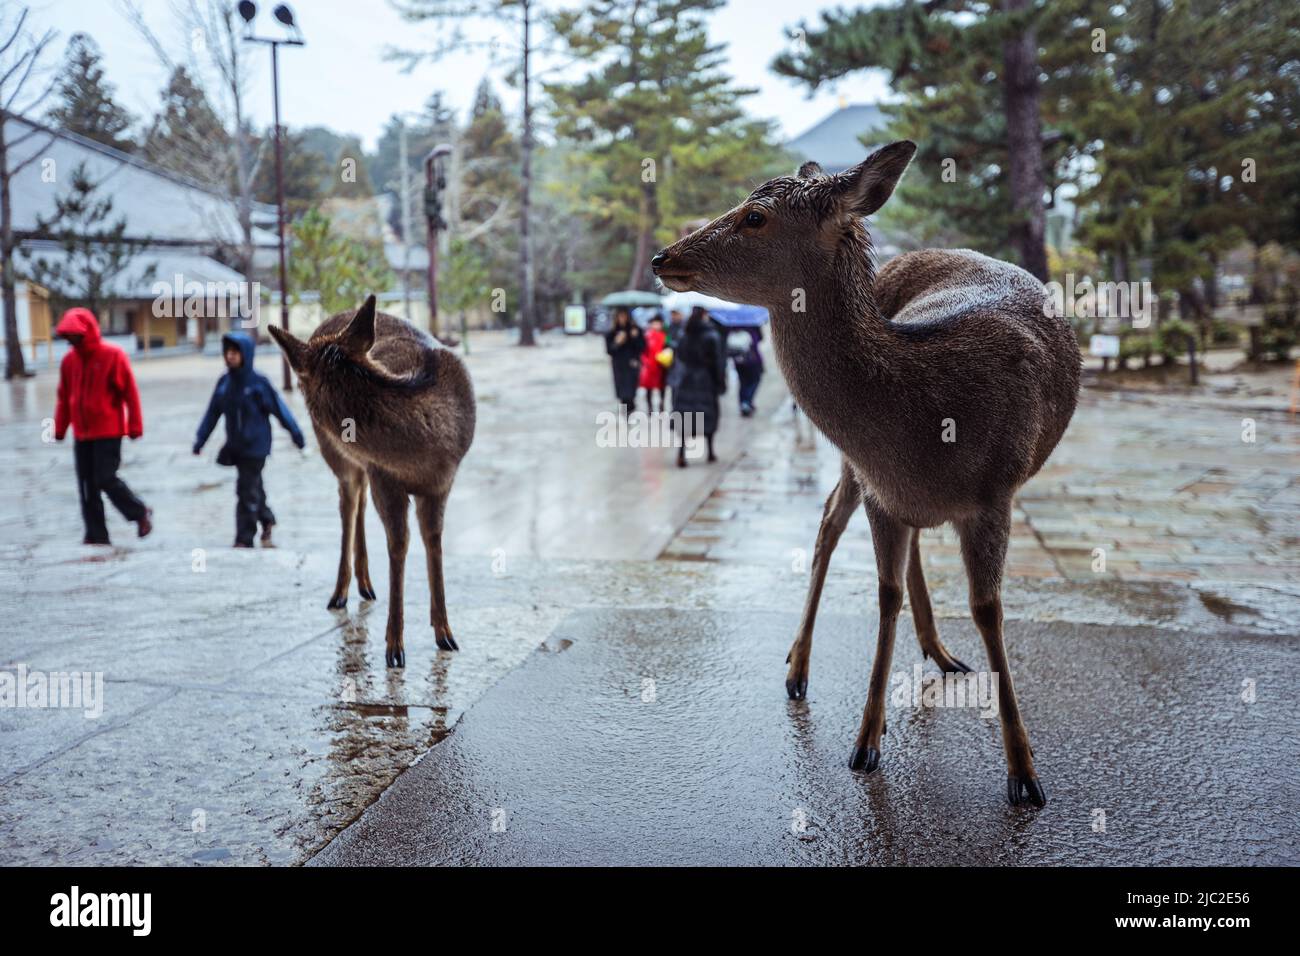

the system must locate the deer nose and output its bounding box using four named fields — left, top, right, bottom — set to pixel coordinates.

left=651, top=251, right=668, bottom=271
